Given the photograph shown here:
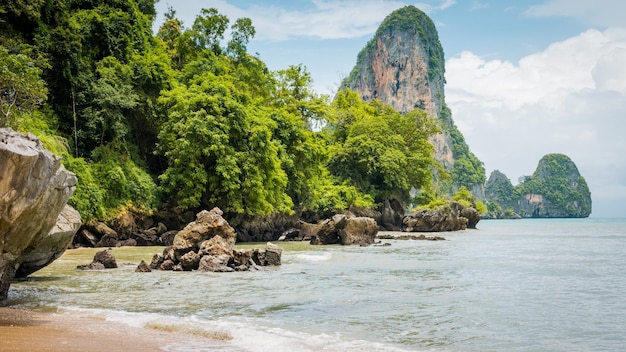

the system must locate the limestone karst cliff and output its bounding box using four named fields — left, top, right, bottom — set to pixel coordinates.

left=341, top=5, right=485, bottom=193
left=484, top=154, right=592, bottom=218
